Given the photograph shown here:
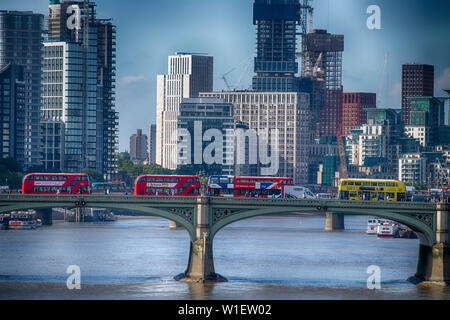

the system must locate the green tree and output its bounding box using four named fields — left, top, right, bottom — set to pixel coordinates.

left=175, top=165, right=196, bottom=175
left=83, top=169, right=105, bottom=183
left=0, top=157, right=22, bottom=173
left=118, top=152, right=134, bottom=172
left=5, top=171, right=24, bottom=189
left=0, top=158, right=24, bottom=189
left=25, top=165, right=60, bottom=174
left=414, top=181, right=428, bottom=191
